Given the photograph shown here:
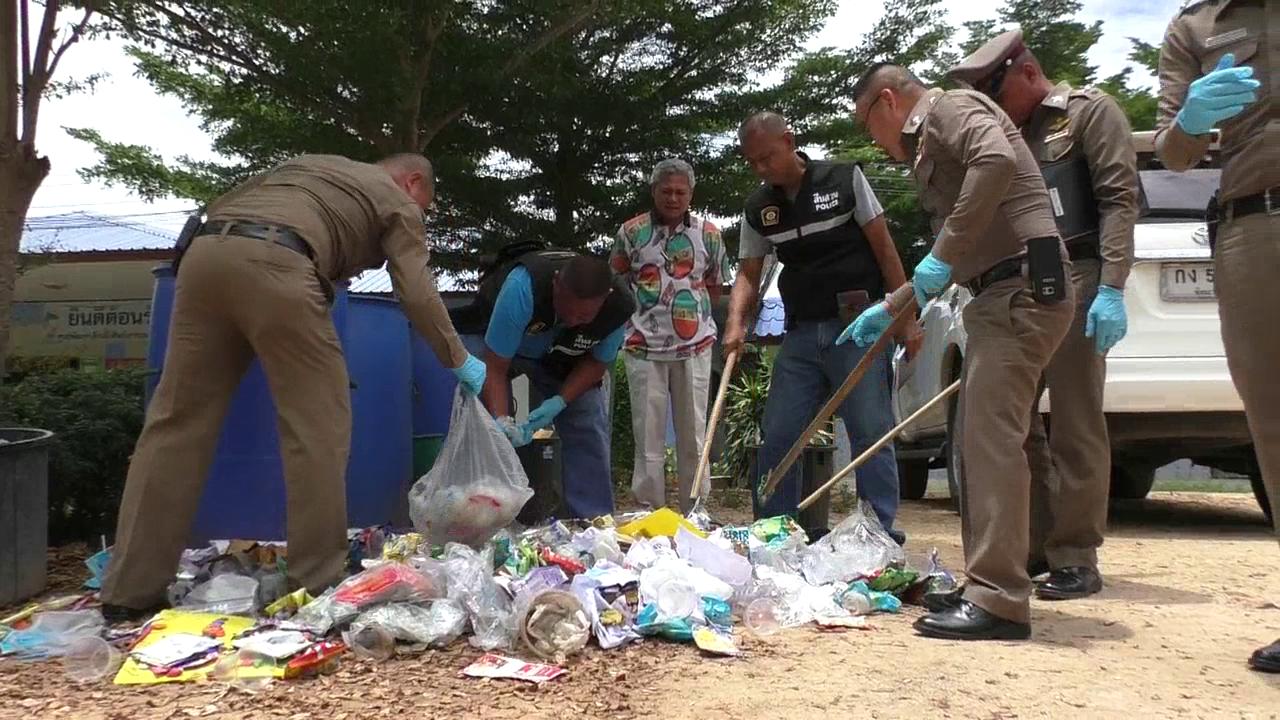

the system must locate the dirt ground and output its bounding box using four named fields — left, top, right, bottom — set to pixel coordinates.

left=2, top=491, right=1278, bottom=720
